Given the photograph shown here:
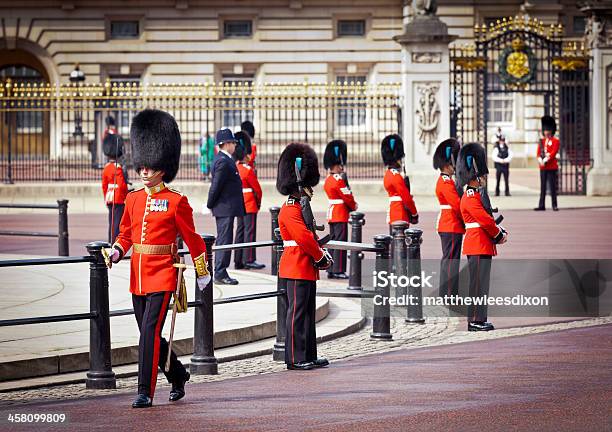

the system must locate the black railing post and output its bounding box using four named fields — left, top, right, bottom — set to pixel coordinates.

left=57, top=199, right=69, bottom=256
left=85, top=241, right=116, bottom=389
left=348, top=211, right=365, bottom=290
left=269, top=206, right=280, bottom=275
left=191, top=234, right=218, bottom=375
left=405, top=228, right=425, bottom=324
left=371, top=234, right=392, bottom=340
left=272, top=228, right=287, bottom=361
left=391, top=221, right=408, bottom=299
